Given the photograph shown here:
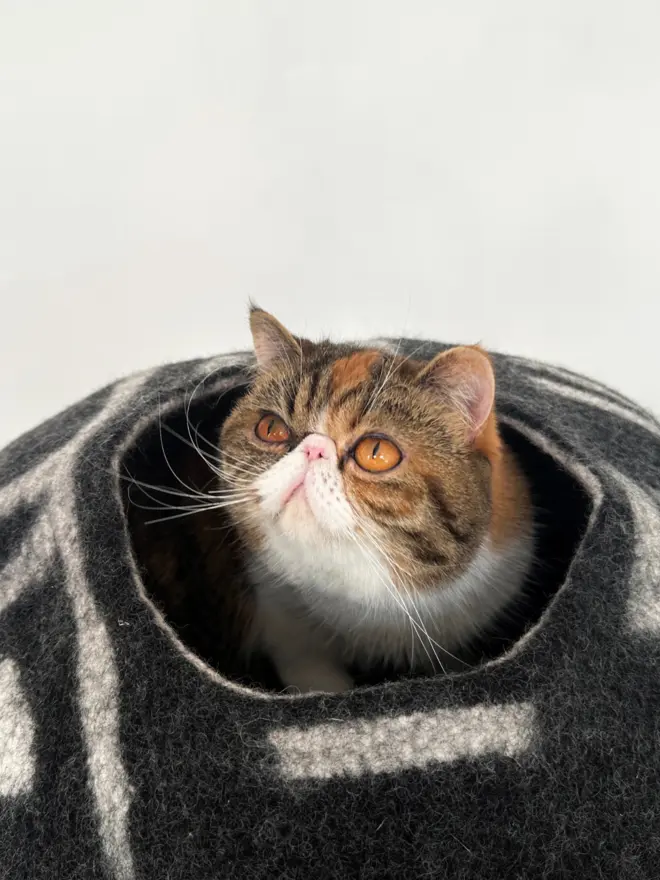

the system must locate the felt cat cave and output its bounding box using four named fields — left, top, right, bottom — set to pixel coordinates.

left=1, top=341, right=659, bottom=879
